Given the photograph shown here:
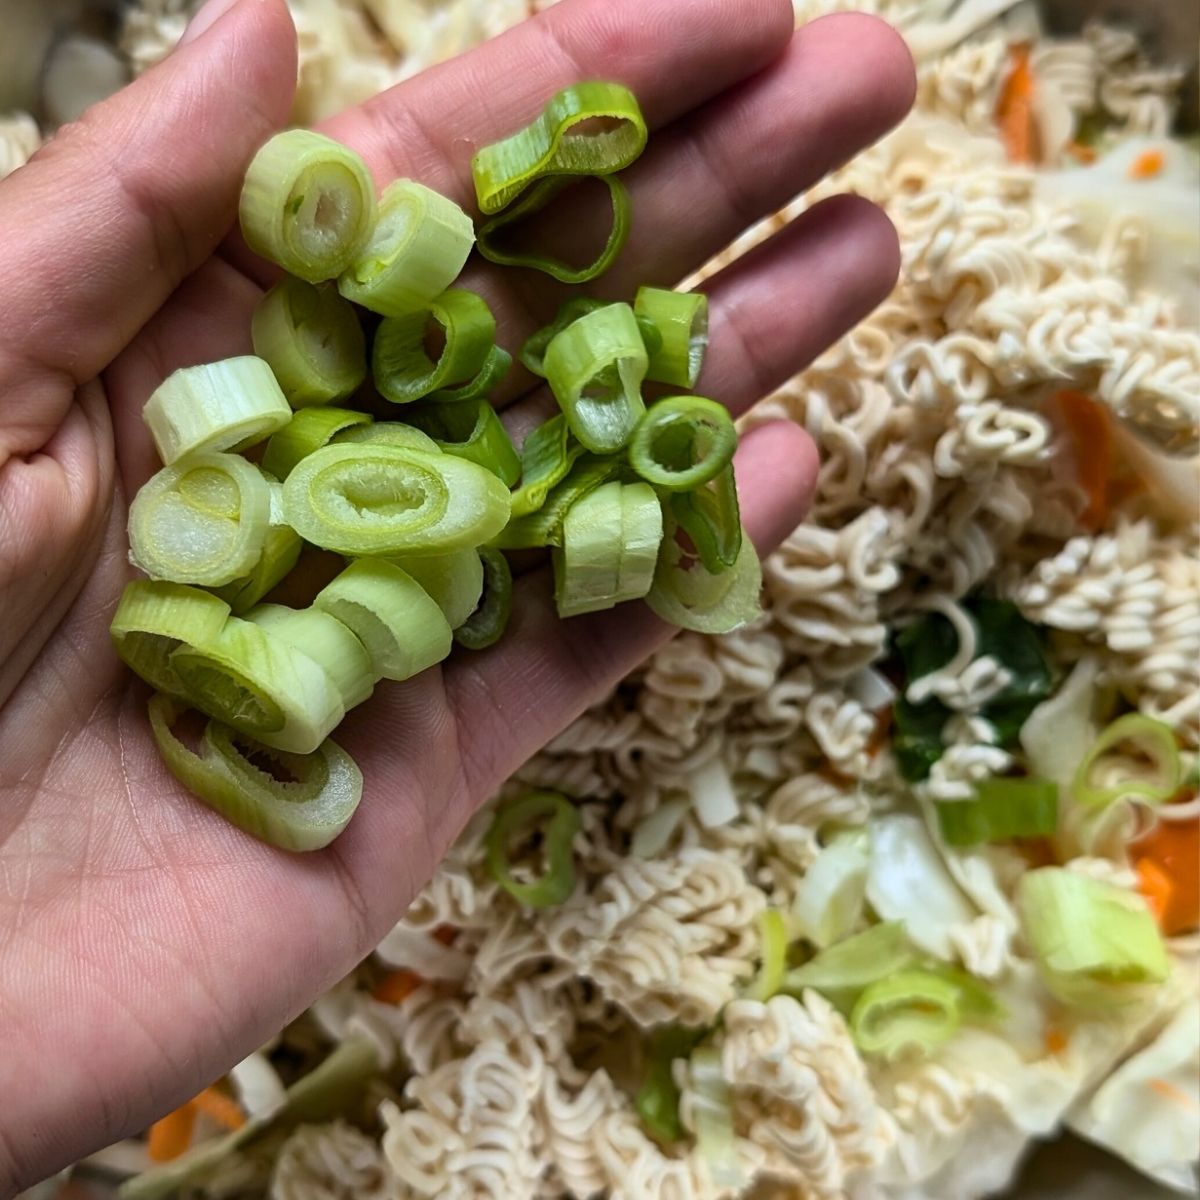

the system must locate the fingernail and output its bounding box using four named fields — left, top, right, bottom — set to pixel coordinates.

left=179, top=0, right=243, bottom=47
